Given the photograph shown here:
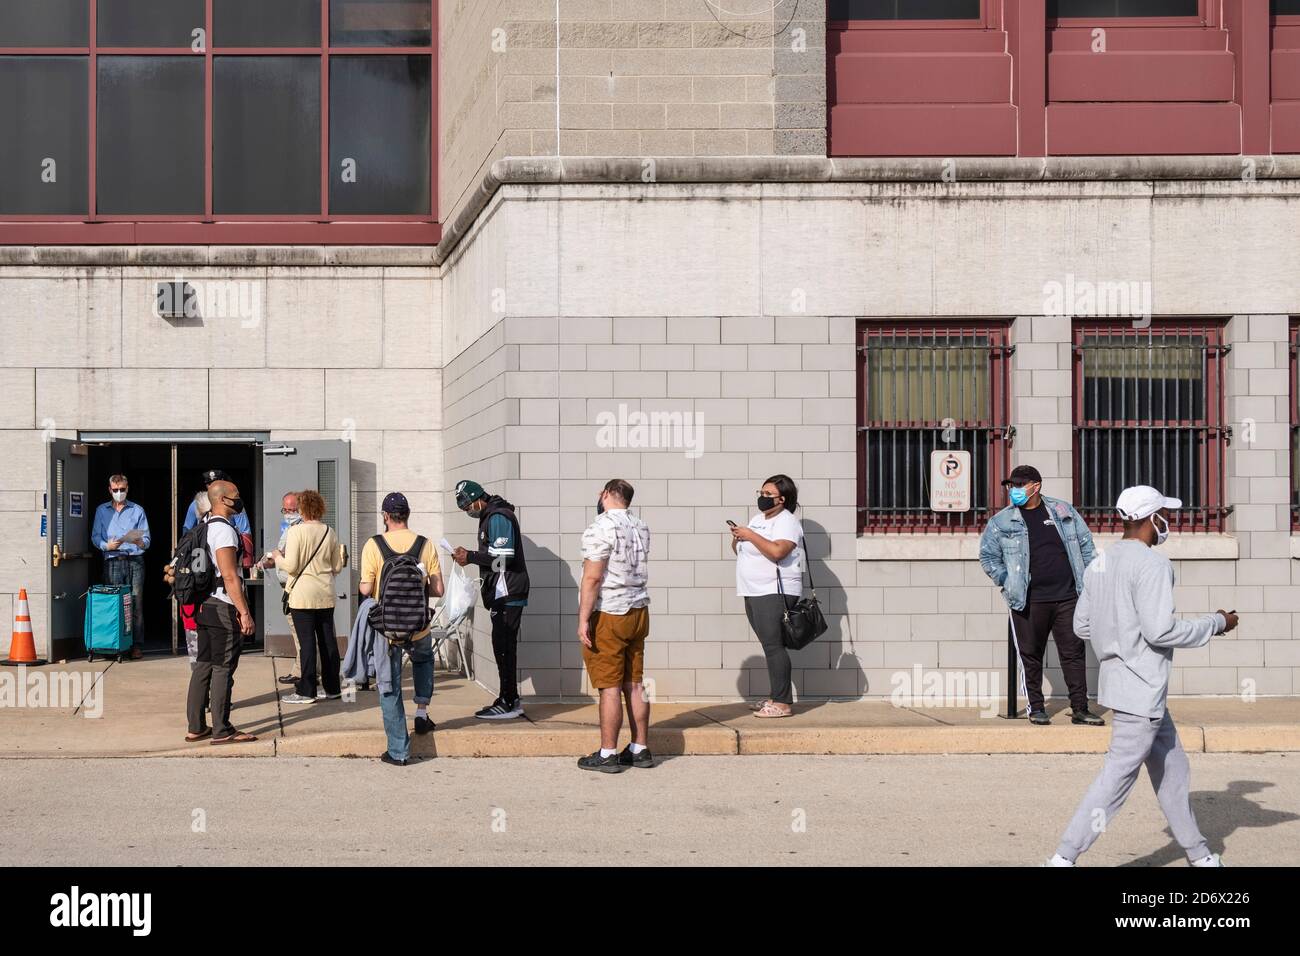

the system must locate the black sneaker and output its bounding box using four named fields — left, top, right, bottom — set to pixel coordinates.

left=414, top=715, right=436, bottom=735
left=1071, top=709, right=1105, bottom=726
left=1029, top=710, right=1051, bottom=725
left=380, top=751, right=408, bottom=767
left=475, top=698, right=525, bottom=720
left=277, top=674, right=297, bottom=685
left=618, top=745, right=654, bottom=769
left=577, top=750, right=627, bottom=773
